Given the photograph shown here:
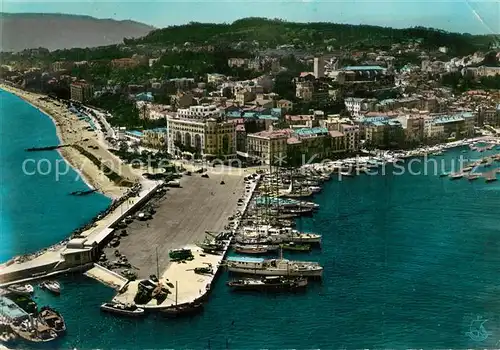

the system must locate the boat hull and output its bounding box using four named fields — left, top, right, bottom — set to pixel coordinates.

left=227, top=266, right=322, bottom=278
left=100, top=305, right=145, bottom=317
